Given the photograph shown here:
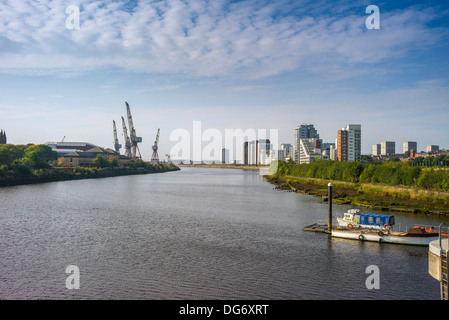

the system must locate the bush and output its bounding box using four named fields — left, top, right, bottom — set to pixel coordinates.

left=416, top=170, right=443, bottom=190
left=275, top=160, right=449, bottom=191
left=12, top=163, right=32, bottom=176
